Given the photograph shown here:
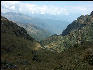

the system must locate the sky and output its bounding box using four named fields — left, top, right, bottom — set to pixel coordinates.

left=1, top=1, right=93, bottom=16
